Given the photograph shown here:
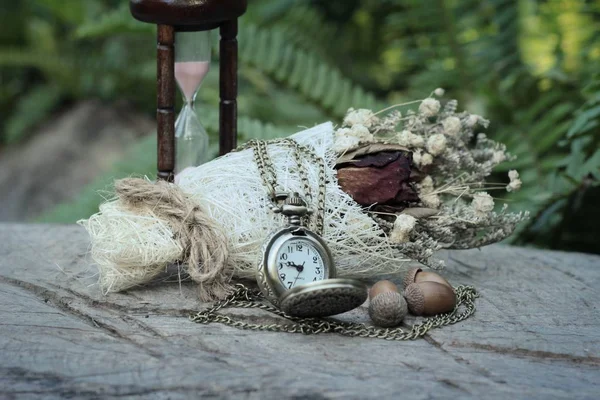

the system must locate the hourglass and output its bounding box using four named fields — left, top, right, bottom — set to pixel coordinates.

left=129, top=0, right=248, bottom=181
left=174, top=30, right=211, bottom=174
